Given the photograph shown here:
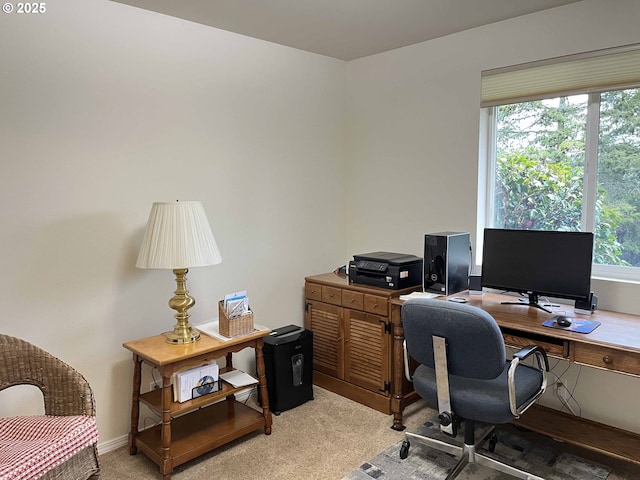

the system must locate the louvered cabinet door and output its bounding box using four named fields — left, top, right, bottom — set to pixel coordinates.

left=343, top=309, right=390, bottom=394
left=305, top=300, right=344, bottom=379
